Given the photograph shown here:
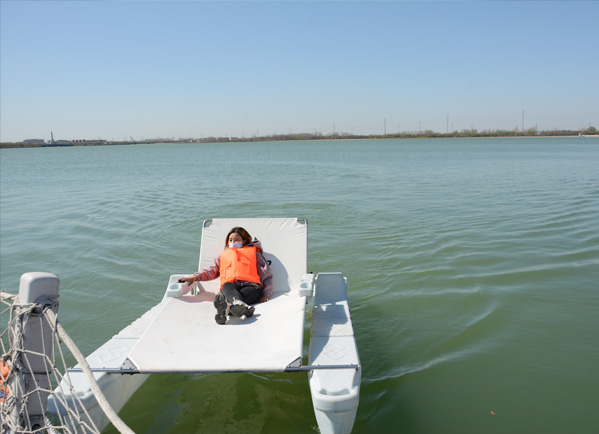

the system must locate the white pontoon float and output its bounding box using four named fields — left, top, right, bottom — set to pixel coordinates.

left=48, top=218, right=361, bottom=433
